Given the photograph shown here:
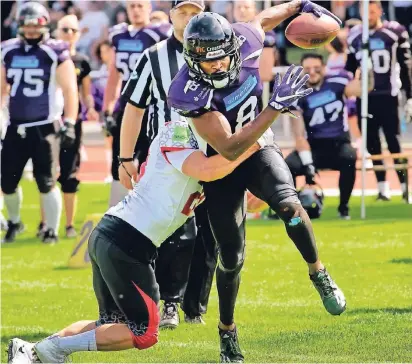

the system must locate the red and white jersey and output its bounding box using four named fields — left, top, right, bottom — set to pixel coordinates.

left=106, top=120, right=204, bottom=247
